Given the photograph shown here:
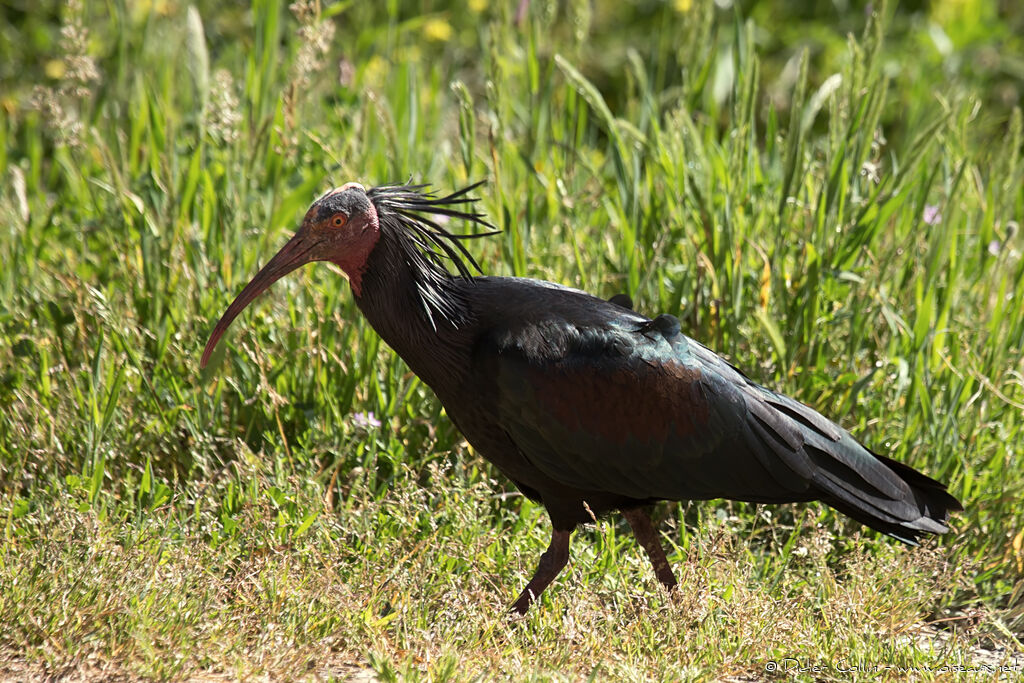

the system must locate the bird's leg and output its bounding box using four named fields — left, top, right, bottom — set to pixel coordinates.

left=509, top=528, right=571, bottom=614
left=622, top=508, right=677, bottom=590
